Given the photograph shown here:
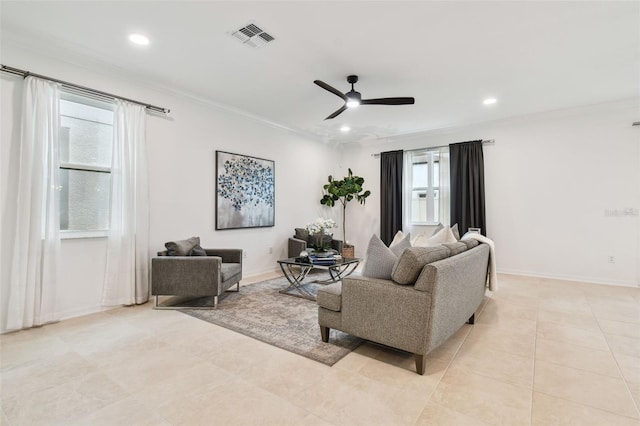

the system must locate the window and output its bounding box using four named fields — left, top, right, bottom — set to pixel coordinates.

left=59, top=94, right=113, bottom=234
left=409, top=150, right=442, bottom=224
